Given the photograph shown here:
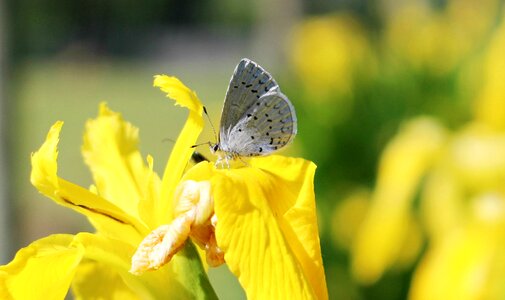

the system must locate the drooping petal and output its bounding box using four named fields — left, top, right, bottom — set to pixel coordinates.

left=183, top=156, right=328, bottom=300
left=74, top=232, right=217, bottom=299
left=250, top=156, right=328, bottom=300
left=31, top=122, right=148, bottom=245
left=154, top=75, right=204, bottom=226
left=82, top=103, right=160, bottom=224
left=0, top=234, right=84, bottom=300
